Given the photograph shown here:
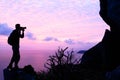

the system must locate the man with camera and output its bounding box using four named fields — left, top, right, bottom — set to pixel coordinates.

left=7, top=24, right=26, bottom=70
